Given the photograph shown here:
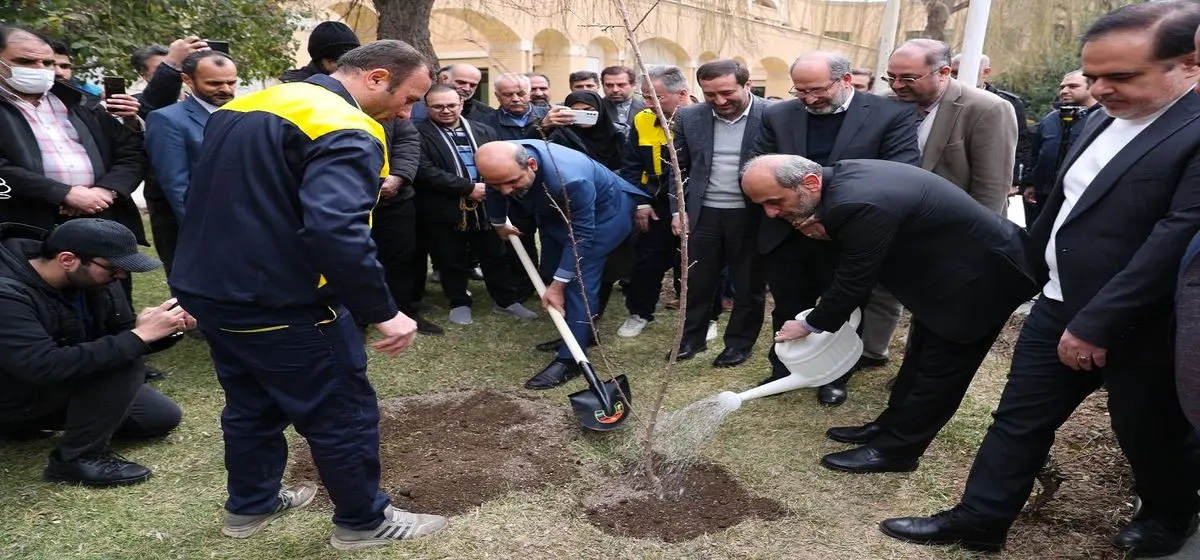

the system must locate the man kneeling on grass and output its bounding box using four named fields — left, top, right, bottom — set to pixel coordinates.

left=0, top=219, right=190, bottom=487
